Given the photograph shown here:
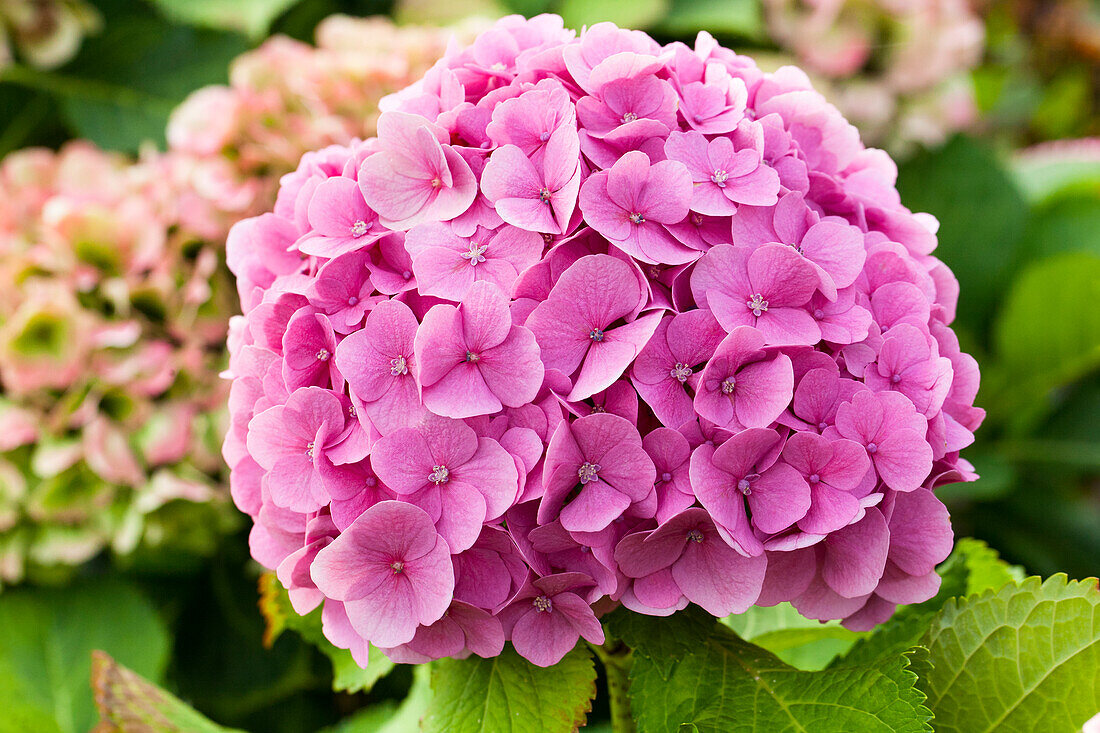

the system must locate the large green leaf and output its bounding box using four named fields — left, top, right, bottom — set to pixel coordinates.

left=992, top=252, right=1100, bottom=428
left=422, top=644, right=596, bottom=733
left=896, top=135, right=1028, bottom=339
left=556, top=0, right=670, bottom=31
left=724, top=602, right=865, bottom=670
left=0, top=579, right=169, bottom=733
left=259, top=572, right=394, bottom=694
left=920, top=574, right=1100, bottom=733
left=146, top=0, right=305, bottom=39
left=91, top=652, right=241, bottom=732
left=325, top=663, right=433, bottom=733
left=654, top=0, right=764, bottom=40
left=625, top=616, right=932, bottom=733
